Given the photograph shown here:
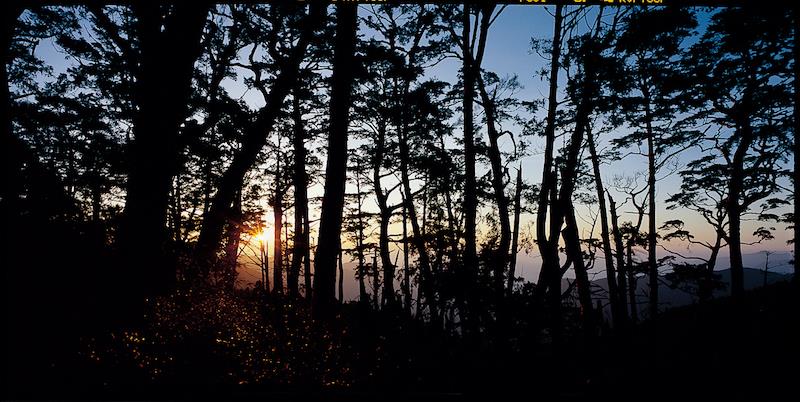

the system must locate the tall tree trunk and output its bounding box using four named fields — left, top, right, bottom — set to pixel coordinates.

left=402, top=200, right=412, bottom=314
left=462, top=3, right=478, bottom=283
left=358, top=260, right=368, bottom=306
left=508, top=167, right=522, bottom=297
left=626, top=239, right=638, bottom=322
left=195, top=5, right=323, bottom=277
left=373, top=121, right=396, bottom=307
left=223, top=188, right=242, bottom=290
left=728, top=119, right=755, bottom=300
left=120, top=5, right=208, bottom=301
left=272, top=182, right=284, bottom=297
left=303, top=200, right=312, bottom=299
left=476, top=73, right=511, bottom=302
left=564, top=204, right=596, bottom=336
left=170, top=176, right=182, bottom=244
left=641, top=84, right=659, bottom=319
left=608, top=193, right=630, bottom=317
left=356, top=166, right=369, bottom=306
left=535, top=5, right=564, bottom=339
left=260, top=235, right=269, bottom=292
left=338, top=243, right=344, bottom=304
left=289, top=90, right=306, bottom=299
left=586, top=127, right=626, bottom=328
left=372, top=251, right=380, bottom=310
left=312, top=3, right=358, bottom=321
left=398, top=126, right=438, bottom=321
left=438, top=134, right=460, bottom=265
left=700, top=233, right=723, bottom=302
